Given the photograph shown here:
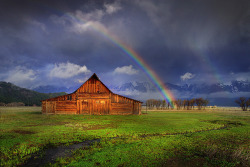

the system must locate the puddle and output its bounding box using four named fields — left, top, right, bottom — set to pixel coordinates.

left=21, top=139, right=100, bottom=167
